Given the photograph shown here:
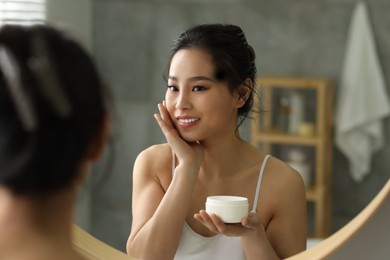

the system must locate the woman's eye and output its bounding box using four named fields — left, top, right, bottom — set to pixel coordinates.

left=192, top=86, right=207, bottom=92
left=167, top=85, right=178, bottom=92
